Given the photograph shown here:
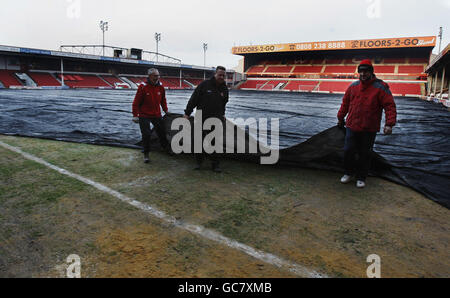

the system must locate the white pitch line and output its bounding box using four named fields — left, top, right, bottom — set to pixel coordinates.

left=0, top=140, right=327, bottom=278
